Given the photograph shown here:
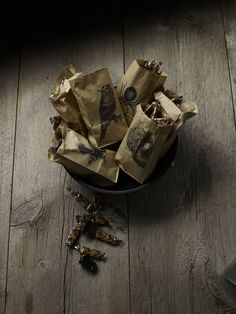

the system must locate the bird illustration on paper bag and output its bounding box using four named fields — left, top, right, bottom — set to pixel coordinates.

left=99, top=84, right=120, bottom=141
